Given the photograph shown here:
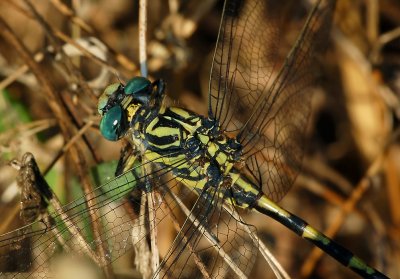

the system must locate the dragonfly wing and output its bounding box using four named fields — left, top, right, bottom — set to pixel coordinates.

left=209, top=0, right=280, bottom=129
left=155, top=184, right=257, bottom=279
left=209, top=0, right=336, bottom=201
left=0, top=152, right=190, bottom=278
left=0, top=149, right=257, bottom=278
